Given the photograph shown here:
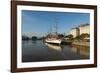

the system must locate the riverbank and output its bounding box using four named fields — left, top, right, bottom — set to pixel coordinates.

left=72, top=41, right=89, bottom=47
left=61, top=40, right=89, bottom=47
